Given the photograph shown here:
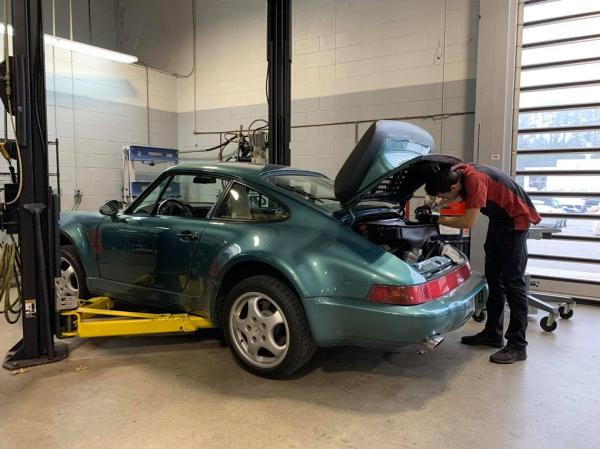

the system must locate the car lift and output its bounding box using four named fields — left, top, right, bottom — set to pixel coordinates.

left=1, top=0, right=292, bottom=370
left=58, top=297, right=214, bottom=339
